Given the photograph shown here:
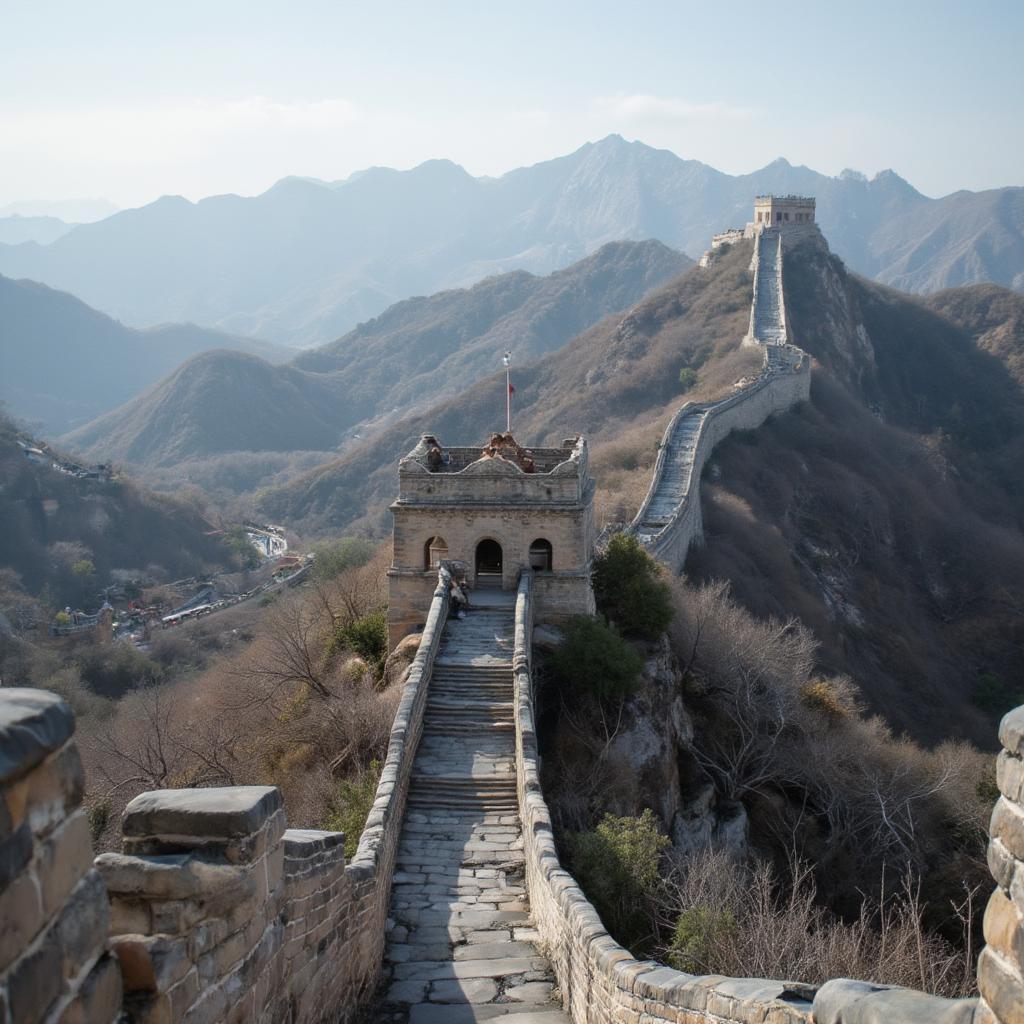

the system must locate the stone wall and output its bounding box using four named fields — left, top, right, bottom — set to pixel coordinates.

left=90, top=567, right=452, bottom=1023
left=513, top=571, right=985, bottom=1024
left=977, top=706, right=1024, bottom=1024
left=0, top=689, right=122, bottom=1024
left=631, top=354, right=811, bottom=575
